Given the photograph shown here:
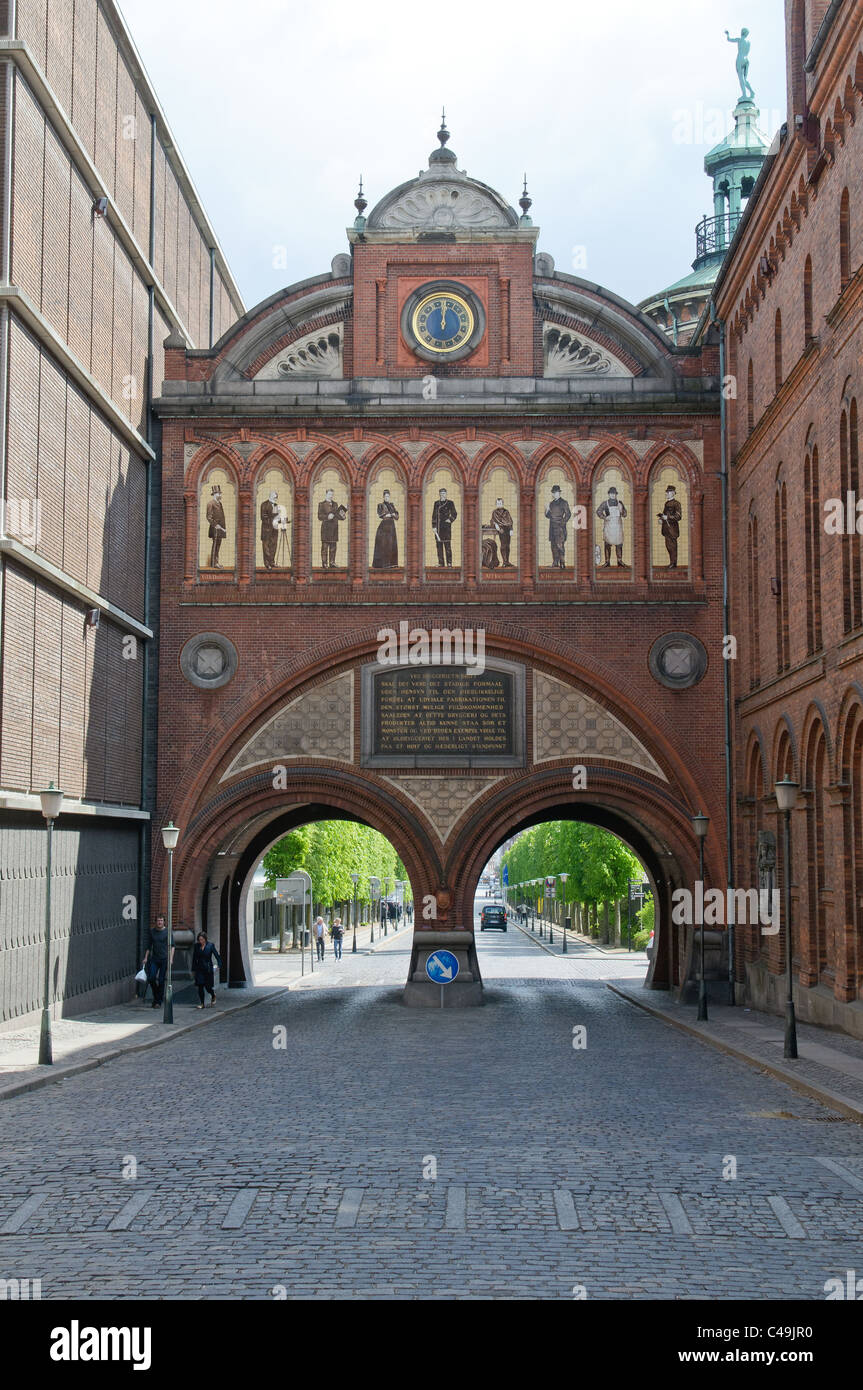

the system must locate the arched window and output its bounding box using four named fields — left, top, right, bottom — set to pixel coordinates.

left=839, top=404, right=862, bottom=633
left=803, top=255, right=813, bottom=344
left=774, top=727, right=796, bottom=972
left=805, top=724, right=829, bottom=983
left=774, top=310, right=783, bottom=392
left=853, top=400, right=862, bottom=628
left=804, top=443, right=822, bottom=654
left=840, top=187, right=851, bottom=290
left=747, top=358, right=755, bottom=435
left=746, top=737, right=767, bottom=965
left=747, top=514, right=760, bottom=689
left=842, top=706, right=863, bottom=996
left=775, top=476, right=790, bottom=673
